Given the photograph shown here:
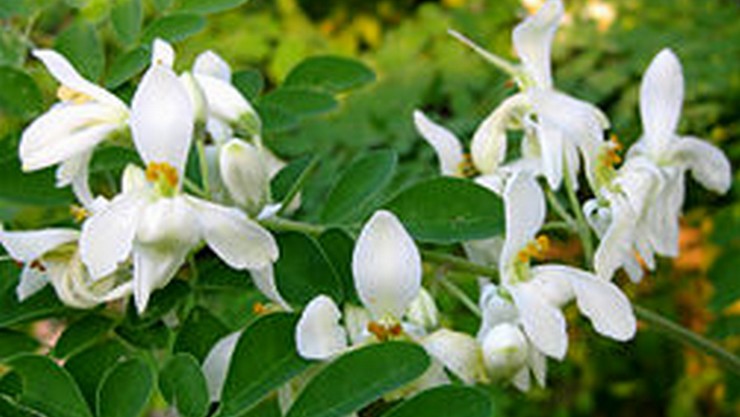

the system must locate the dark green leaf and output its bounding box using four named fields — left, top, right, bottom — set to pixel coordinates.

left=284, top=56, right=375, bottom=94
left=105, top=46, right=150, bottom=89
left=0, top=330, right=39, bottom=361
left=0, top=66, right=42, bottom=117
left=709, top=250, right=740, bottom=311
left=215, top=313, right=311, bottom=417
left=320, top=150, right=397, bottom=224
left=195, top=256, right=251, bottom=289
left=274, top=231, right=343, bottom=306
left=65, top=340, right=128, bottom=411
left=0, top=280, right=69, bottom=328
left=54, top=21, right=104, bottom=81
left=257, top=103, right=299, bottom=133
left=382, top=386, right=492, bottom=417
left=259, top=88, right=338, bottom=119
left=89, top=146, right=140, bottom=173
left=318, top=229, right=358, bottom=304
left=0, top=393, right=46, bottom=417
left=150, top=0, right=173, bottom=12
left=385, top=177, right=505, bottom=243
left=125, top=280, right=190, bottom=327
left=115, top=320, right=172, bottom=349
left=286, top=342, right=430, bottom=417
left=174, top=306, right=230, bottom=363
left=97, top=358, right=154, bottom=417
left=270, top=155, right=313, bottom=202
left=160, top=354, right=210, bottom=417
left=54, top=315, right=114, bottom=358
left=233, top=69, right=264, bottom=101
left=111, top=0, right=143, bottom=44
left=178, top=0, right=248, bottom=14
left=142, top=13, right=206, bottom=43
left=5, top=354, right=93, bottom=417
